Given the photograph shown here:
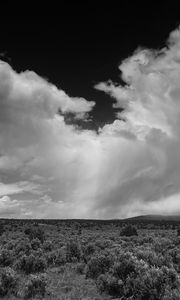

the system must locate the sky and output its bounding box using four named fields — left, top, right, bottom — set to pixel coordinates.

left=1, top=6, right=180, bottom=218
